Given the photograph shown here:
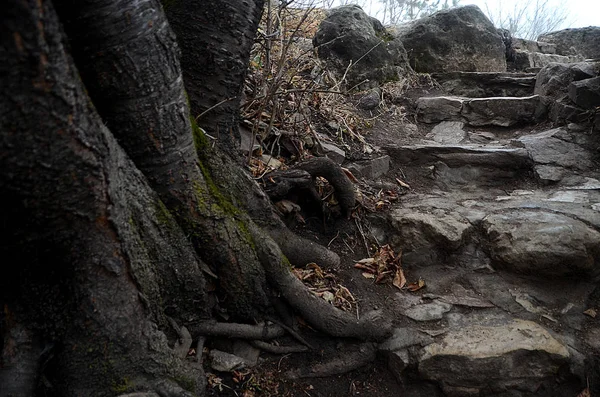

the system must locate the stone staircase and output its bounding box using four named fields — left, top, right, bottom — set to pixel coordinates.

left=372, top=68, right=600, bottom=395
